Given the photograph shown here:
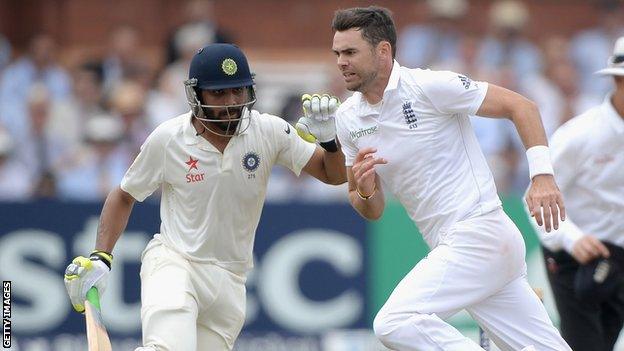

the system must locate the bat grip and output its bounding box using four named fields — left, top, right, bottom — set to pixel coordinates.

left=86, top=287, right=101, bottom=311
